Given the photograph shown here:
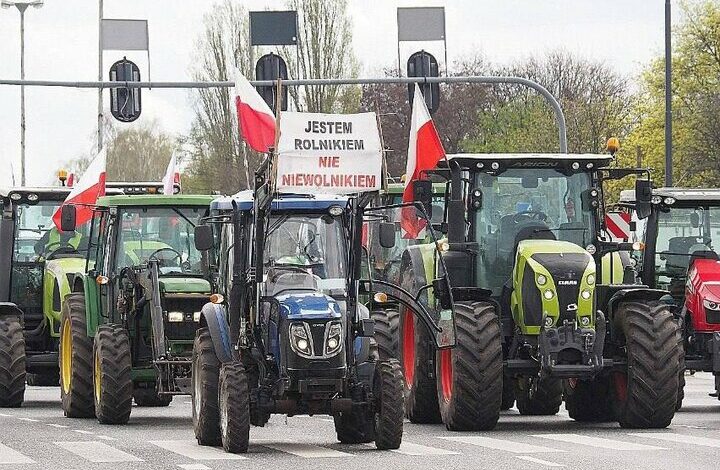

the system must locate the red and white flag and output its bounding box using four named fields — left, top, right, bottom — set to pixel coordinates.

left=234, top=73, right=276, bottom=153
left=52, top=147, right=107, bottom=230
left=401, top=85, right=446, bottom=239
left=162, top=152, right=179, bottom=194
